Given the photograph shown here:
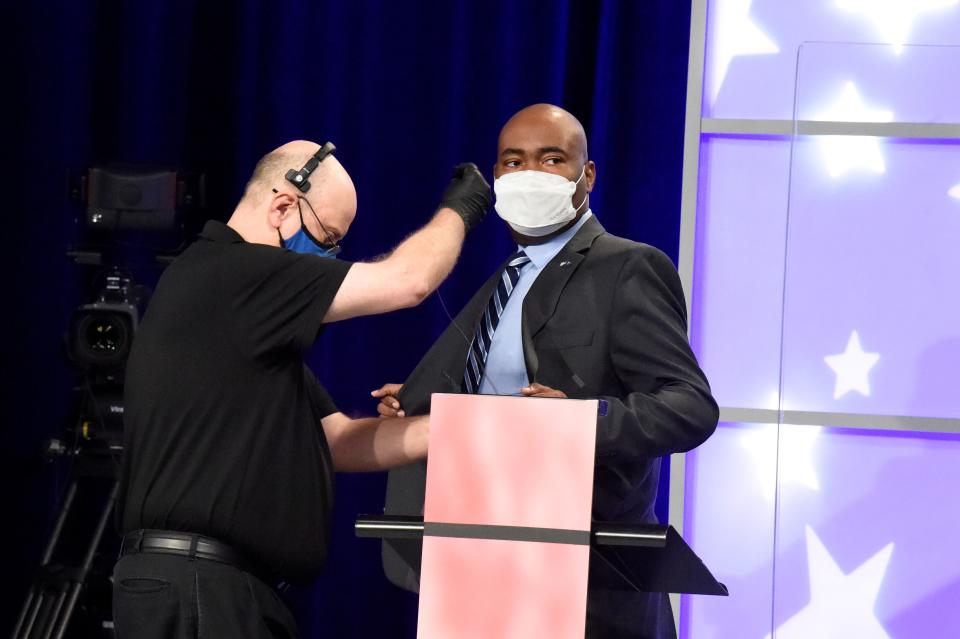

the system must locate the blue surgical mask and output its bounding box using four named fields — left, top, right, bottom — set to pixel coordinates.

left=282, top=226, right=340, bottom=258
left=278, top=196, right=342, bottom=258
